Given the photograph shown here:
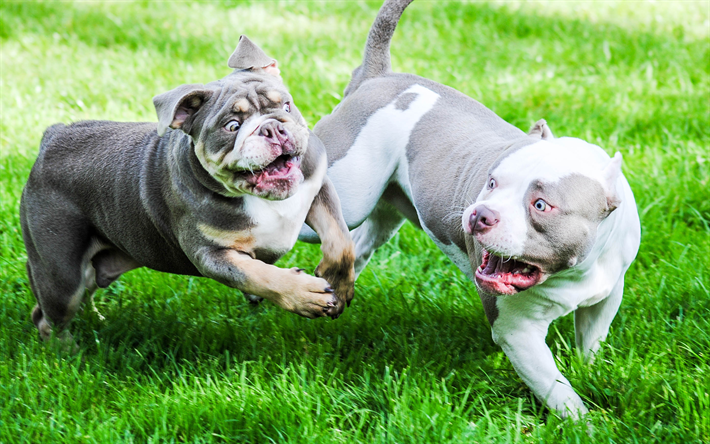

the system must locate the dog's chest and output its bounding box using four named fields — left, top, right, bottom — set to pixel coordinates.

left=198, top=159, right=325, bottom=260
left=242, top=180, right=321, bottom=255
